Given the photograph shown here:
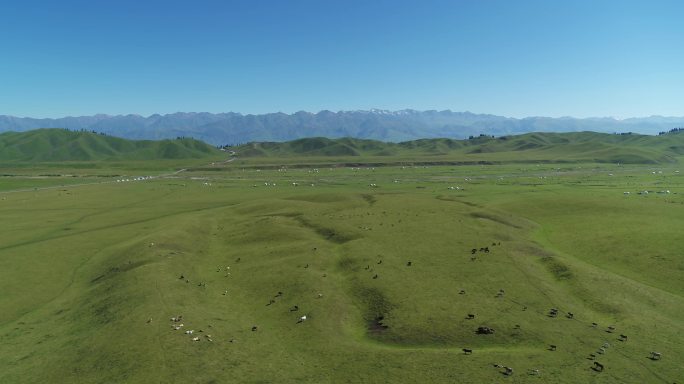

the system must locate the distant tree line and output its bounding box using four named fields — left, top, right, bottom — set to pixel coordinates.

left=658, top=127, right=684, bottom=135
left=74, top=128, right=108, bottom=136
left=468, top=134, right=496, bottom=140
